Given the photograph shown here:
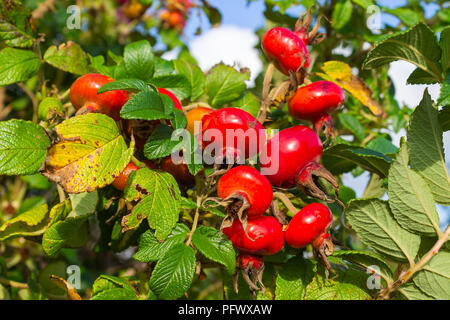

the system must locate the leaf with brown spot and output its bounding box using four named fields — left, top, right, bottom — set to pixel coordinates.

left=122, top=168, right=181, bottom=241
left=43, top=41, right=90, bottom=75
left=317, top=61, right=385, bottom=117
left=42, top=113, right=133, bottom=194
